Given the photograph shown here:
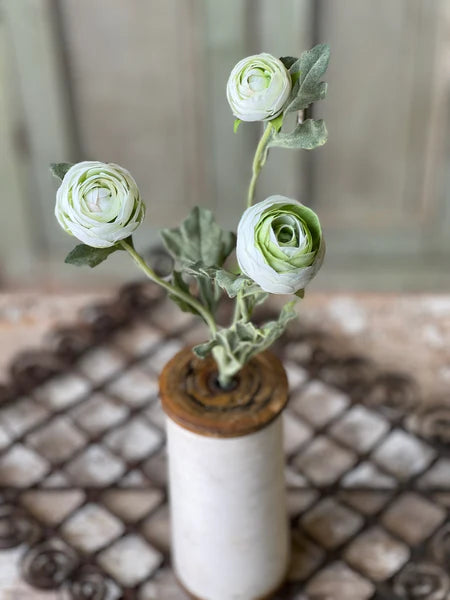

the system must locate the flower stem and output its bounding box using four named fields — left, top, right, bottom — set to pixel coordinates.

left=218, top=372, right=235, bottom=390
left=120, top=240, right=217, bottom=336
left=231, top=292, right=241, bottom=325
left=230, top=290, right=250, bottom=328
left=247, top=121, right=273, bottom=208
